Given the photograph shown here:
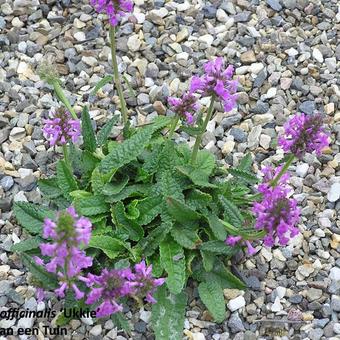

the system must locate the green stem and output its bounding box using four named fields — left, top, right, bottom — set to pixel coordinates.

left=109, top=25, right=128, bottom=125
left=52, top=81, right=77, bottom=119
left=271, top=154, right=295, bottom=187
left=62, top=144, right=71, bottom=168
left=191, top=95, right=216, bottom=164
left=168, top=116, right=180, bottom=139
